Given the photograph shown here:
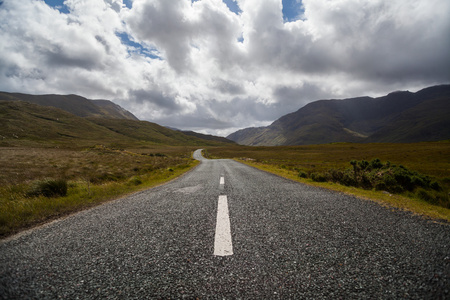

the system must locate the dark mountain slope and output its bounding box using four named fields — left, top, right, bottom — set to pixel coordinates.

left=91, top=100, right=139, bottom=120
left=366, top=93, right=450, bottom=143
left=227, top=84, right=450, bottom=146
left=0, top=101, right=234, bottom=147
left=0, top=101, right=132, bottom=147
left=181, top=131, right=236, bottom=144
left=0, top=92, right=138, bottom=120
